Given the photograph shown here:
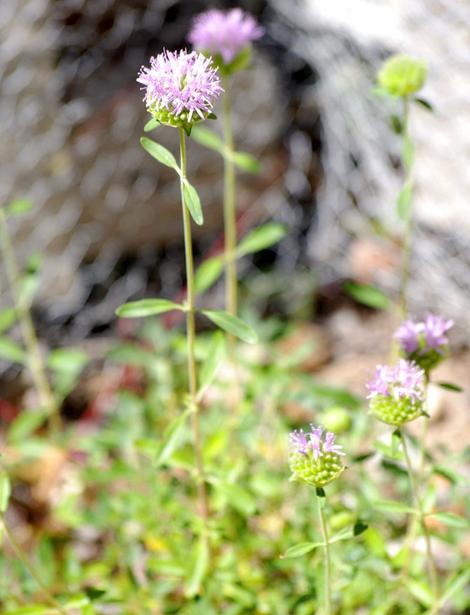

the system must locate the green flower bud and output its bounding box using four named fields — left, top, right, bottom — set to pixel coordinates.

left=321, top=406, right=352, bottom=434
left=289, top=450, right=345, bottom=488
left=378, top=55, right=427, bottom=97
